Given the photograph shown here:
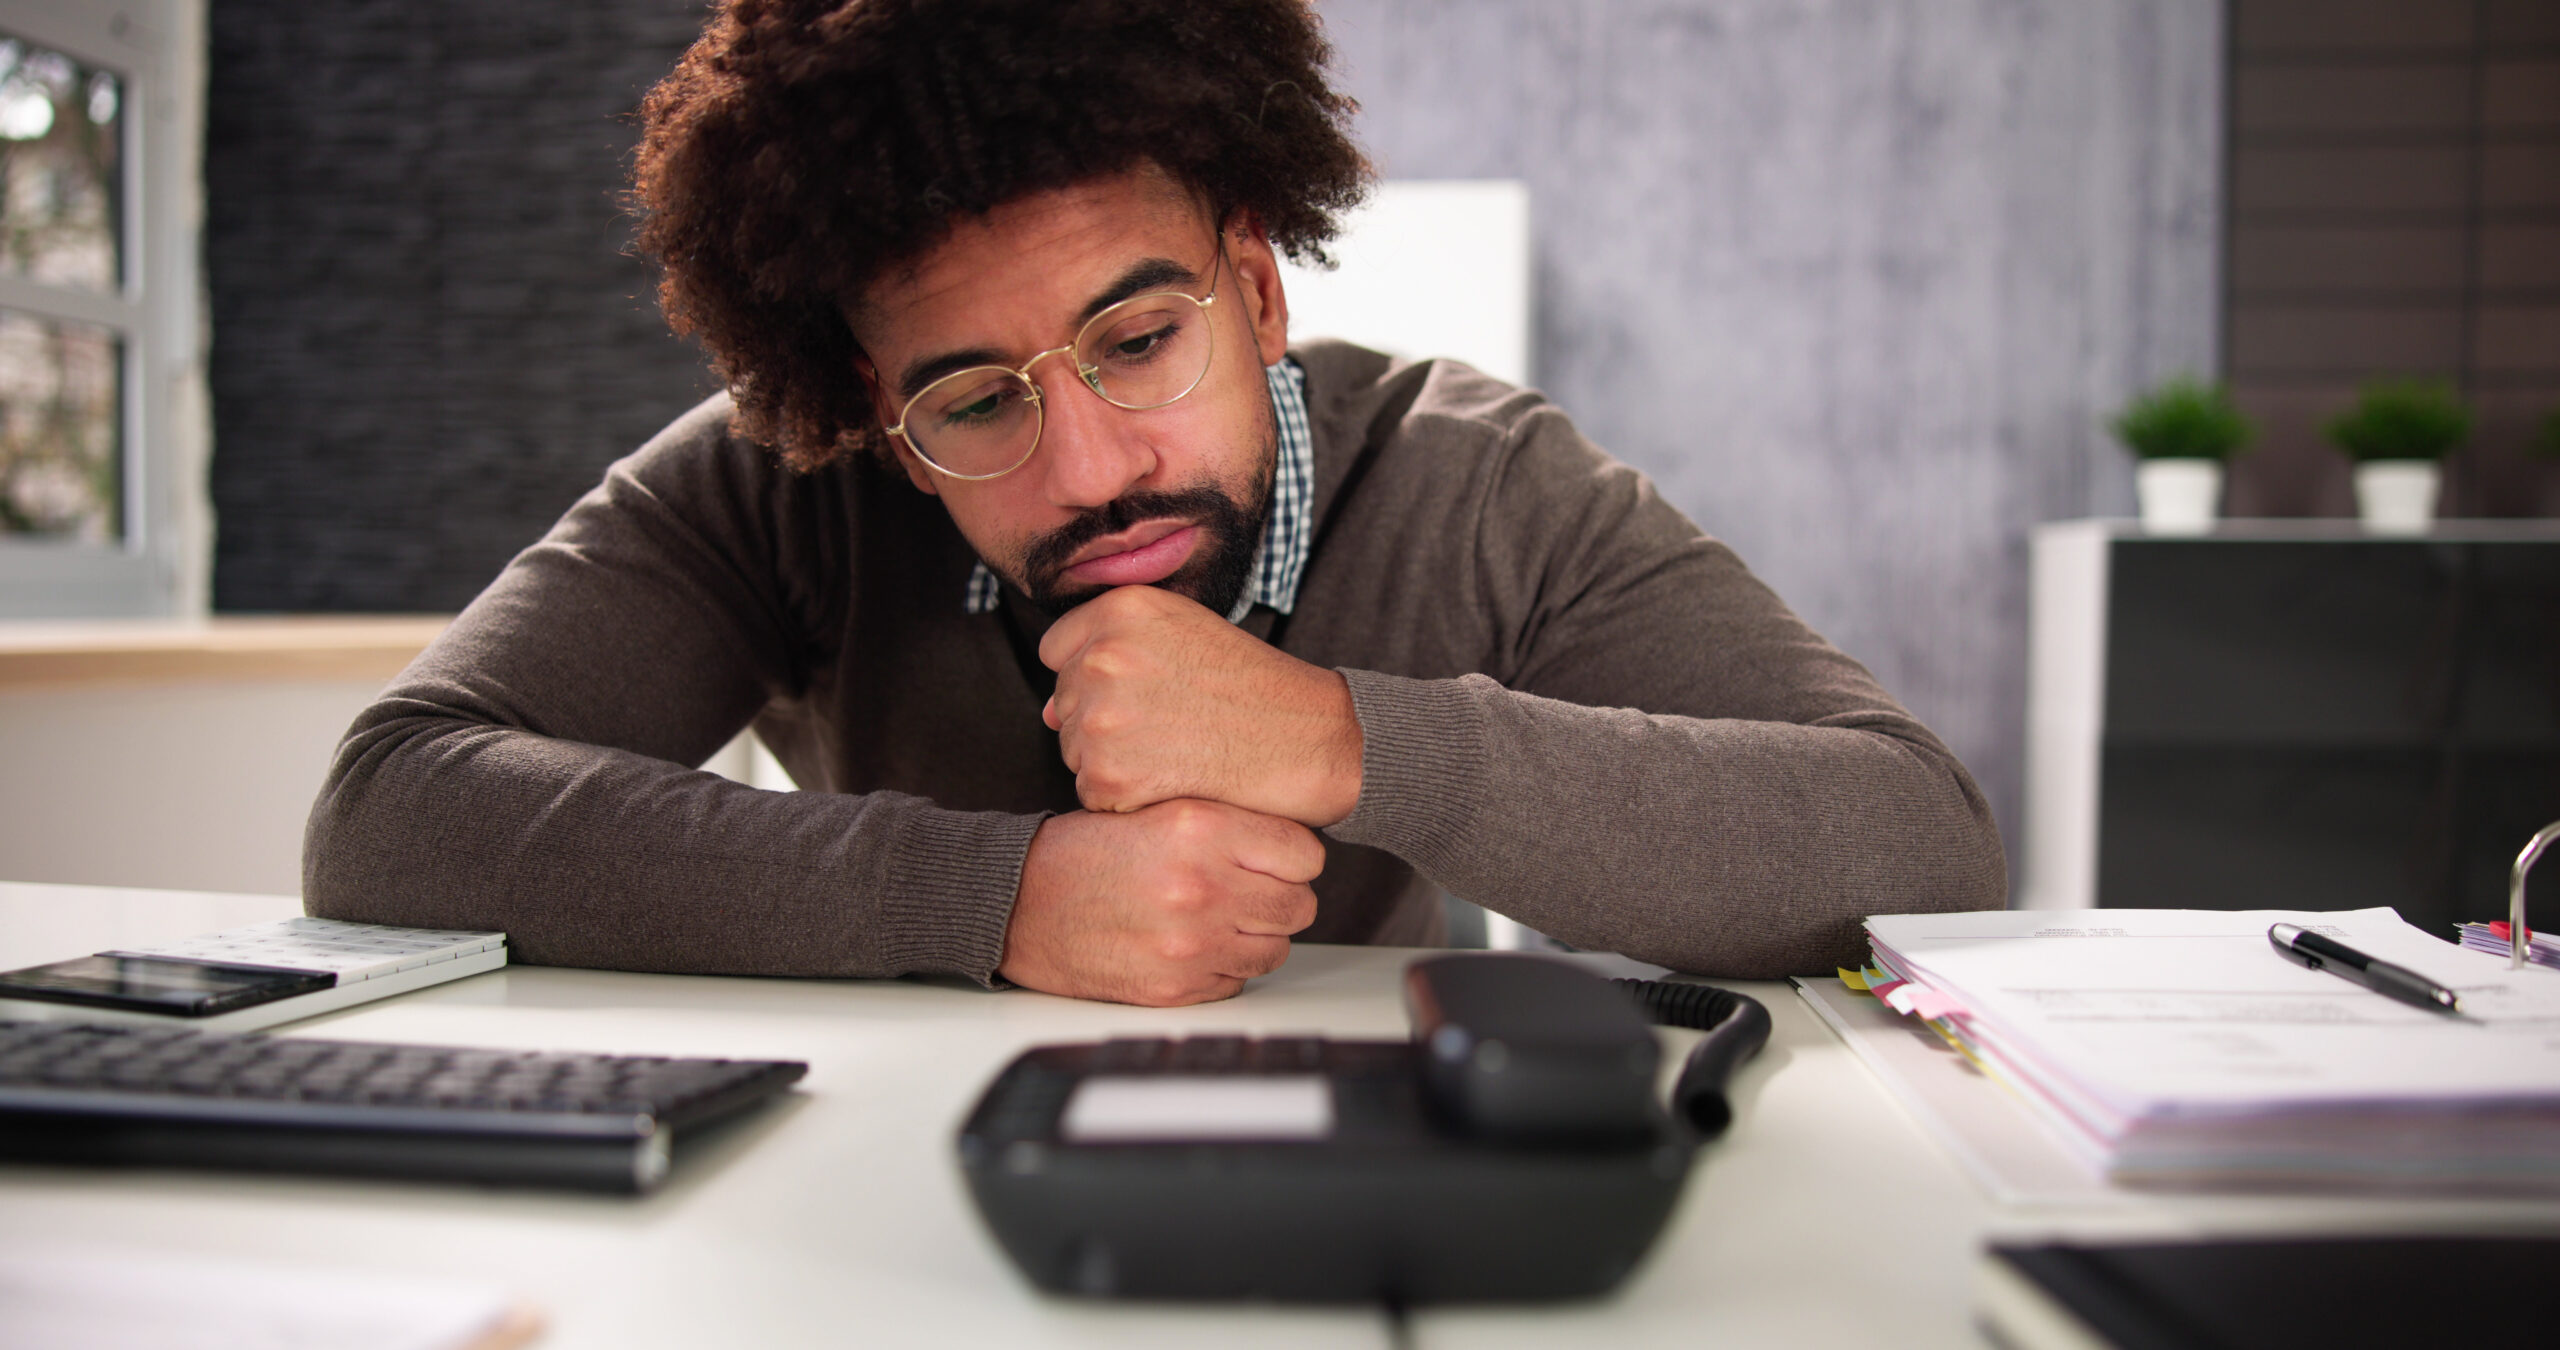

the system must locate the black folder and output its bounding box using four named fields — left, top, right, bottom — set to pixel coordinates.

left=1978, top=1235, right=2551, bottom=1349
